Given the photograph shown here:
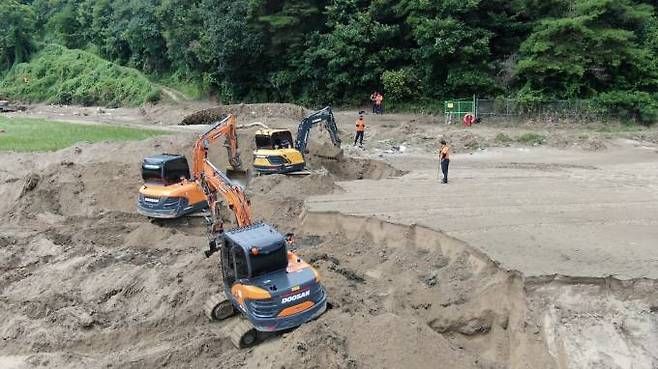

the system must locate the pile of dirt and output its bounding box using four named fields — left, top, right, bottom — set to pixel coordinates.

left=181, top=103, right=309, bottom=125
left=308, top=157, right=406, bottom=181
